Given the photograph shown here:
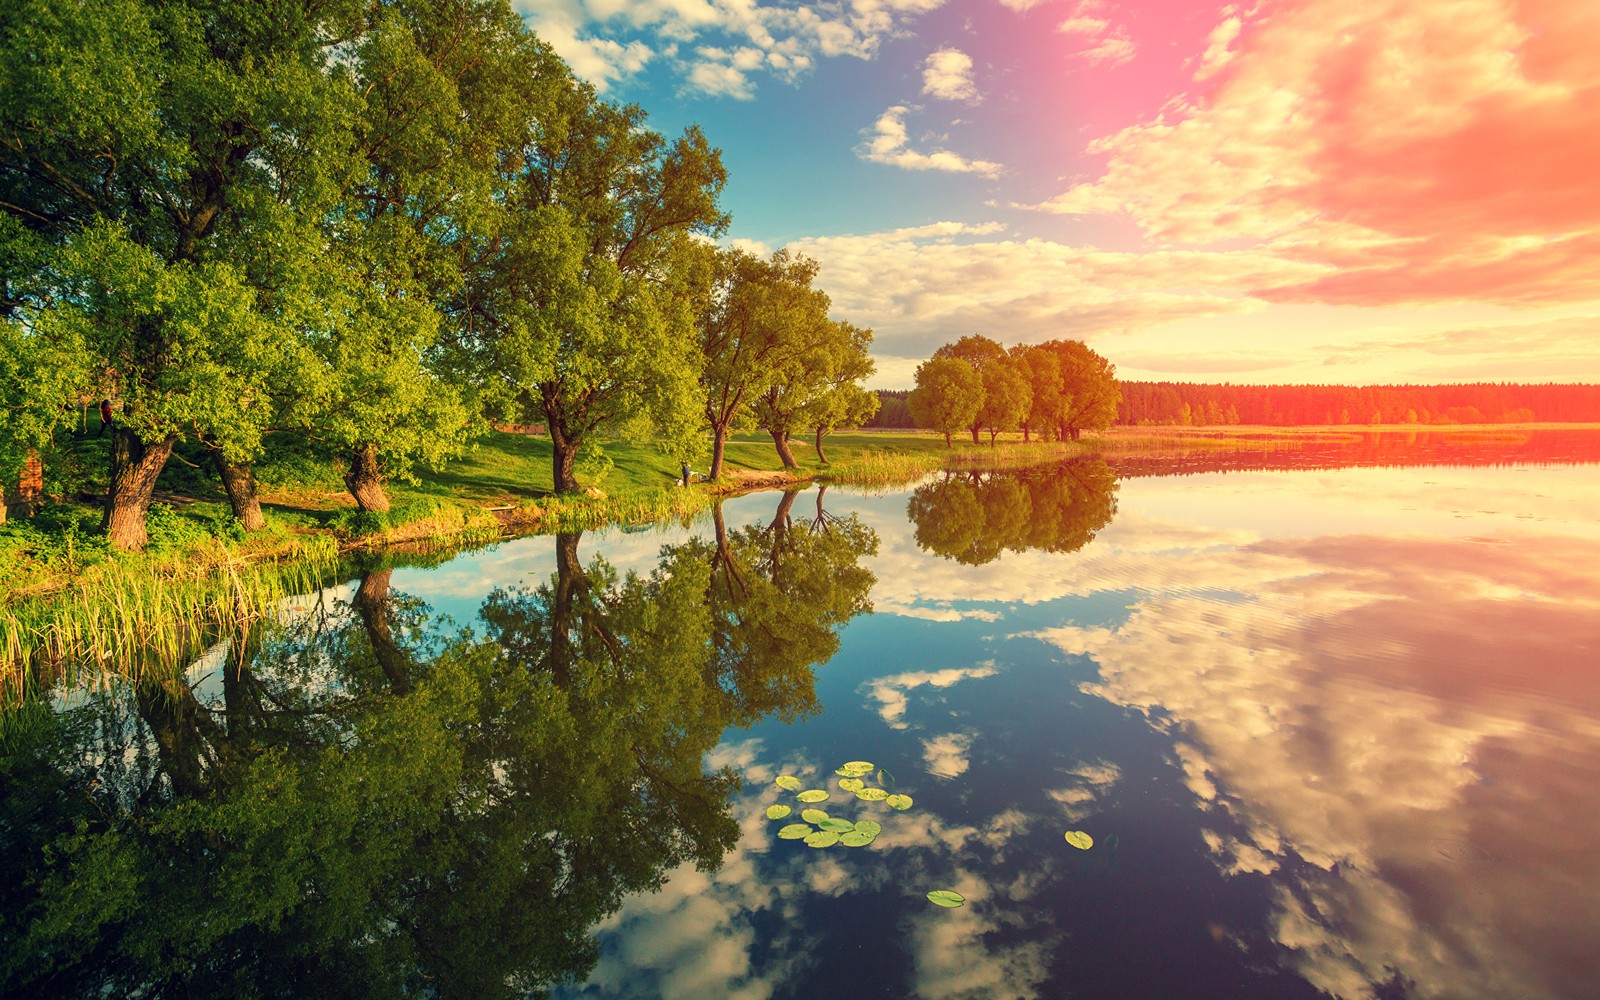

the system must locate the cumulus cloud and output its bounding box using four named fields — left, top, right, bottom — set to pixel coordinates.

left=859, top=664, right=1000, bottom=729
left=518, top=0, right=949, bottom=97
left=1057, top=1, right=1136, bottom=66
left=857, top=106, right=1004, bottom=178
left=1023, top=0, right=1600, bottom=308
left=922, top=47, right=980, bottom=102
